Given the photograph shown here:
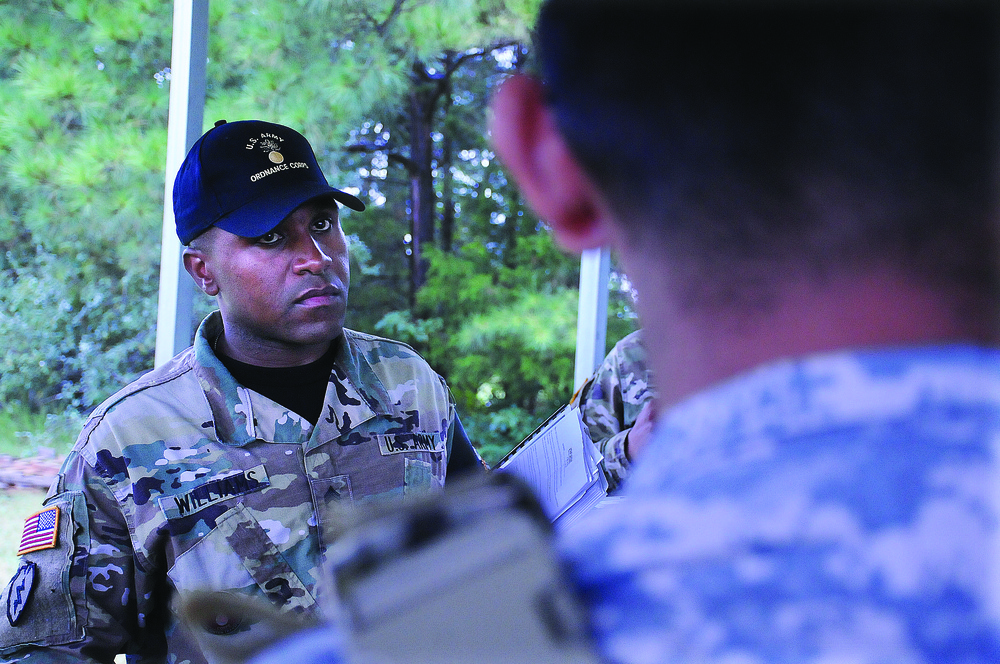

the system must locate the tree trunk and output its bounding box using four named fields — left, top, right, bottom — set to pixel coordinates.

left=409, top=64, right=438, bottom=291
left=441, top=129, right=455, bottom=253
left=440, top=68, right=455, bottom=253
